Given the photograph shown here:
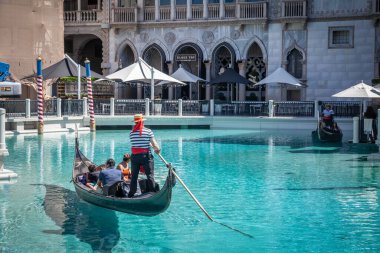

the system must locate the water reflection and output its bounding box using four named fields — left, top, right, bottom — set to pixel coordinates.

left=42, top=184, right=120, bottom=253
left=273, top=186, right=379, bottom=191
